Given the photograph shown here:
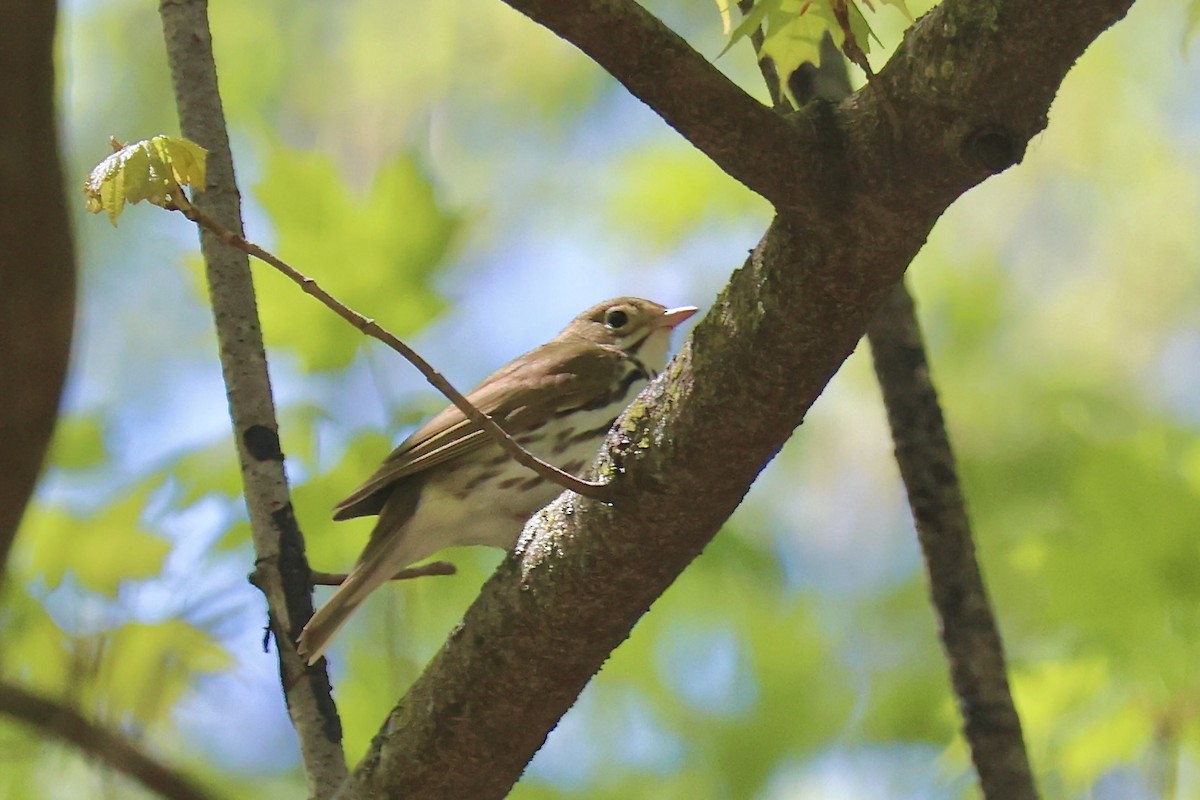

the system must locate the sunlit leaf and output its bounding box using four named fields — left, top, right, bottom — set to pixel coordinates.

left=83, top=135, right=207, bottom=223
left=721, top=0, right=778, bottom=56
left=295, top=431, right=396, bottom=569
left=720, top=0, right=911, bottom=105
left=607, top=146, right=770, bottom=250
left=760, top=1, right=877, bottom=106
